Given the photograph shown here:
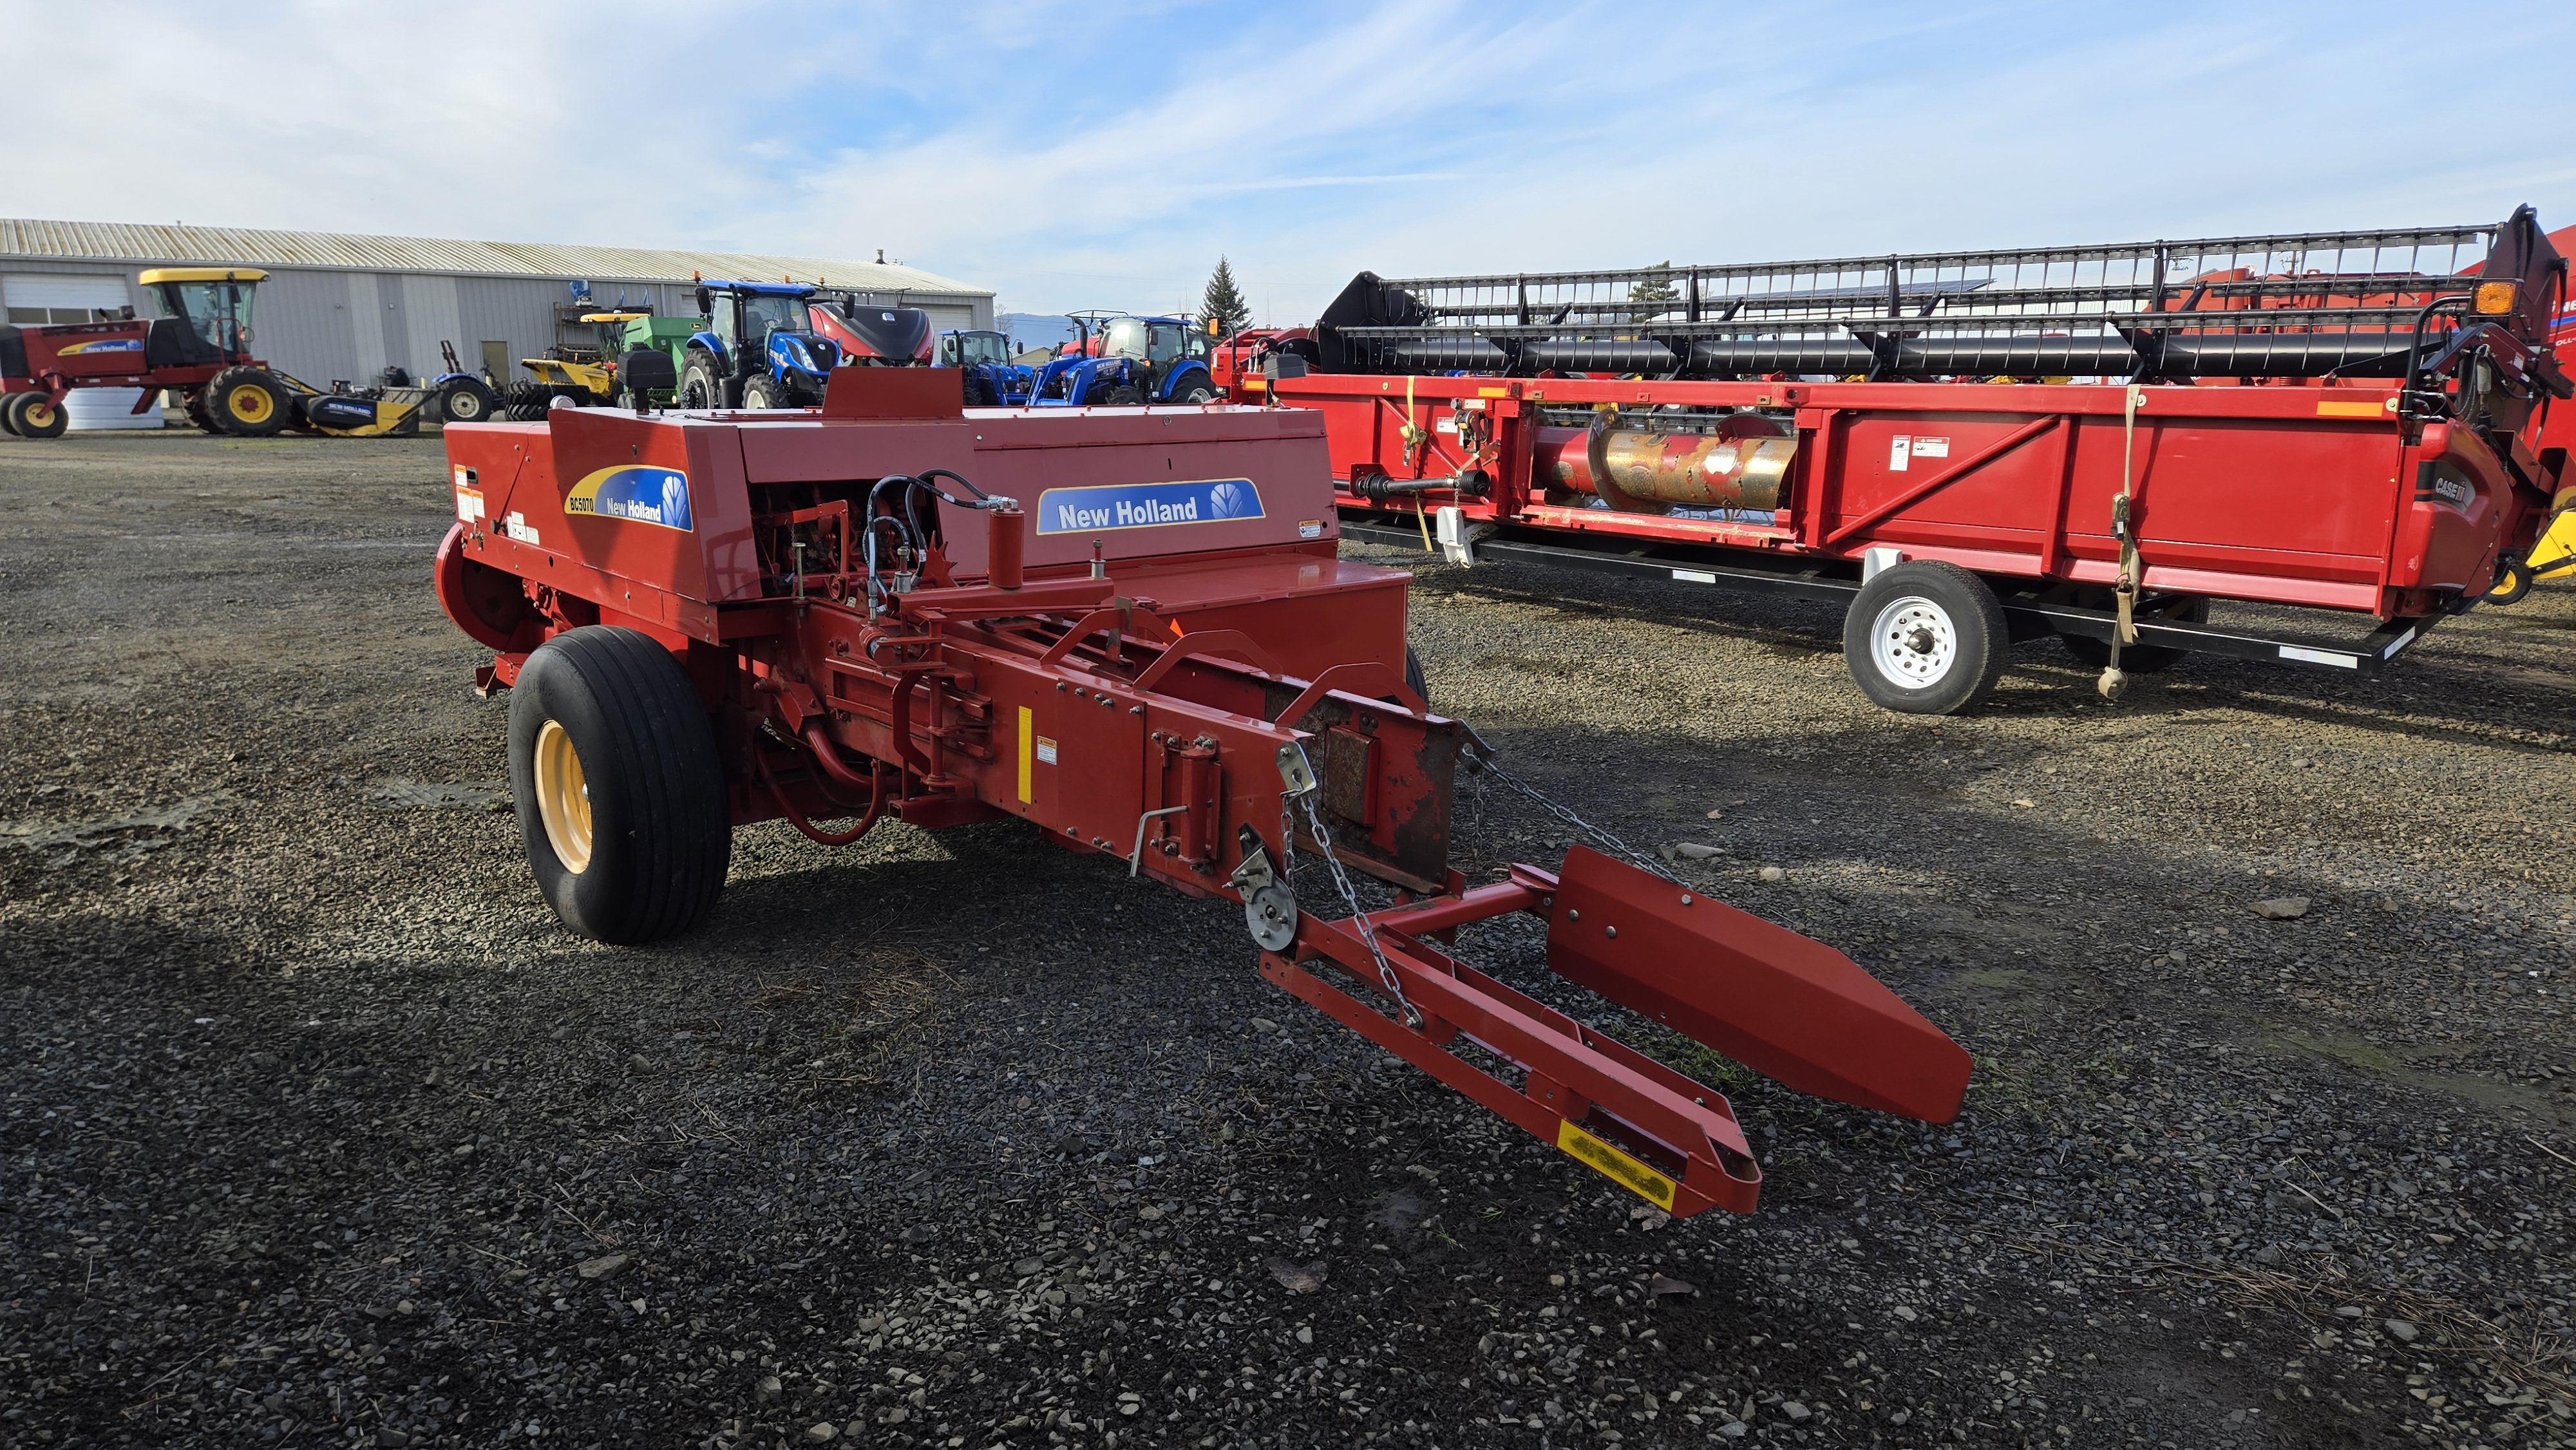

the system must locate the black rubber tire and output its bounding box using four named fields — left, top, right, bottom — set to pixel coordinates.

left=9, top=392, right=68, bottom=439
left=961, top=372, right=993, bottom=408
left=741, top=375, right=786, bottom=410
left=183, top=388, right=222, bottom=434
left=204, top=366, right=289, bottom=437
left=1101, top=384, right=1144, bottom=406
left=2483, top=556, right=2535, bottom=607
left=439, top=381, right=497, bottom=424
left=1169, top=373, right=1217, bottom=404
left=1403, top=646, right=1428, bottom=708
left=507, top=626, right=731, bottom=944
left=2059, top=596, right=2208, bottom=674
left=1842, top=560, right=2009, bottom=715
left=501, top=381, right=551, bottom=422
left=682, top=354, right=728, bottom=411
left=0, top=394, right=22, bottom=437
